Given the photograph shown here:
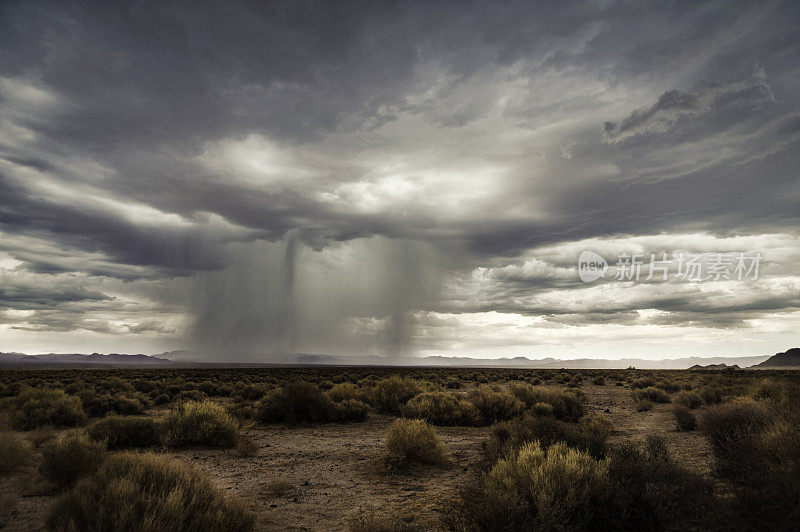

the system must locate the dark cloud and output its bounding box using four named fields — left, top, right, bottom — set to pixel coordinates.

left=0, top=0, right=798, bottom=357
